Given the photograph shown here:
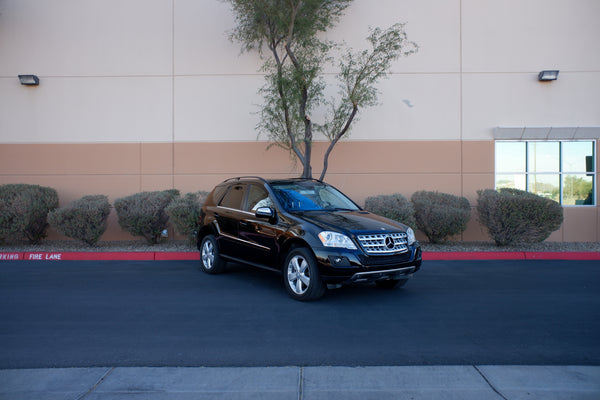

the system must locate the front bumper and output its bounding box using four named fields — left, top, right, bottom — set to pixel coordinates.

left=348, top=265, right=416, bottom=283
left=315, top=245, right=422, bottom=285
